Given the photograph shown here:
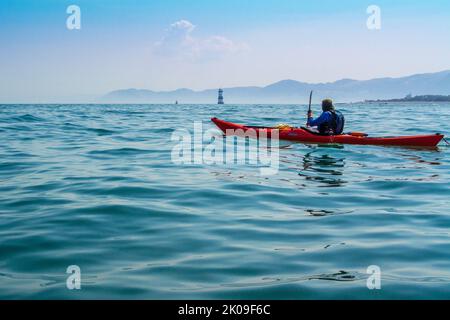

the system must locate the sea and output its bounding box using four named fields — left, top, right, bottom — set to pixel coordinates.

left=1, top=102, right=449, bottom=299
